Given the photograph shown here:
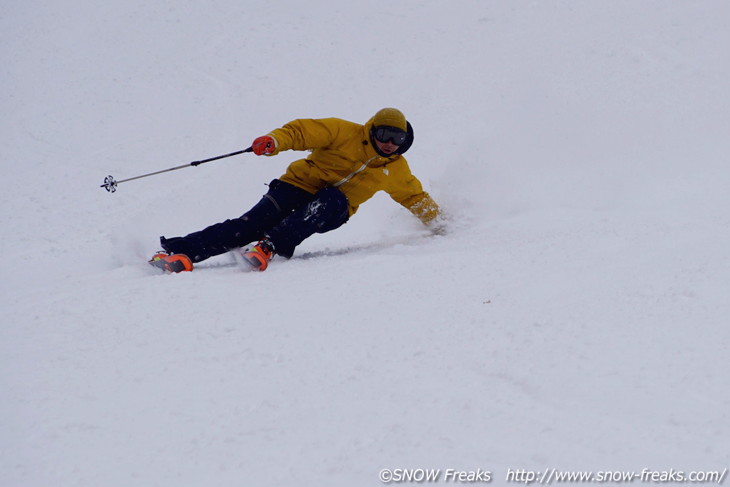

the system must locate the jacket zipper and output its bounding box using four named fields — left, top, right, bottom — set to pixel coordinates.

left=333, top=156, right=378, bottom=188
